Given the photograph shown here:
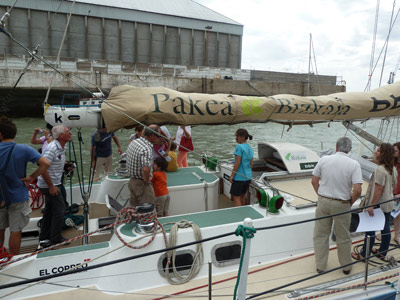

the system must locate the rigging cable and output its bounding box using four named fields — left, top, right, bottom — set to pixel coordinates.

left=0, top=25, right=105, bottom=99
left=366, top=0, right=380, bottom=92
left=364, top=5, right=400, bottom=91
left=43, top=0, right=77, bottom=105
left=310, top=34, right=321, bottom=96
left=0, top=0, right=64, bottom=110
left=378, top=0, right=397, bottom=87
